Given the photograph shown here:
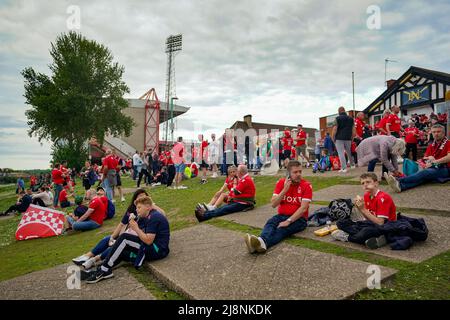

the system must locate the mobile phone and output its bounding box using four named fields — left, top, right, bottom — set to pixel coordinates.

left=286, top=171, right=291, bottom=180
